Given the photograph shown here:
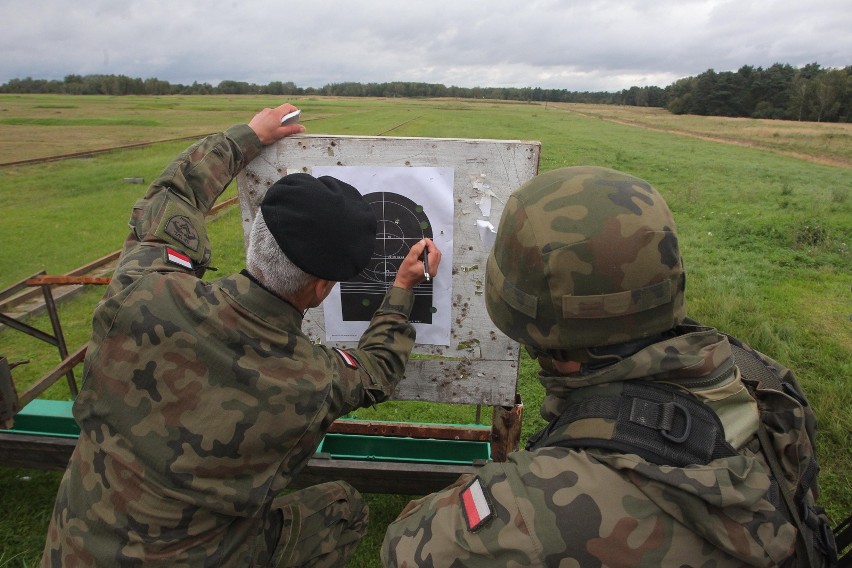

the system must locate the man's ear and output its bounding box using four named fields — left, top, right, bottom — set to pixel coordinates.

left=312, top=279, right=336, bottom=305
